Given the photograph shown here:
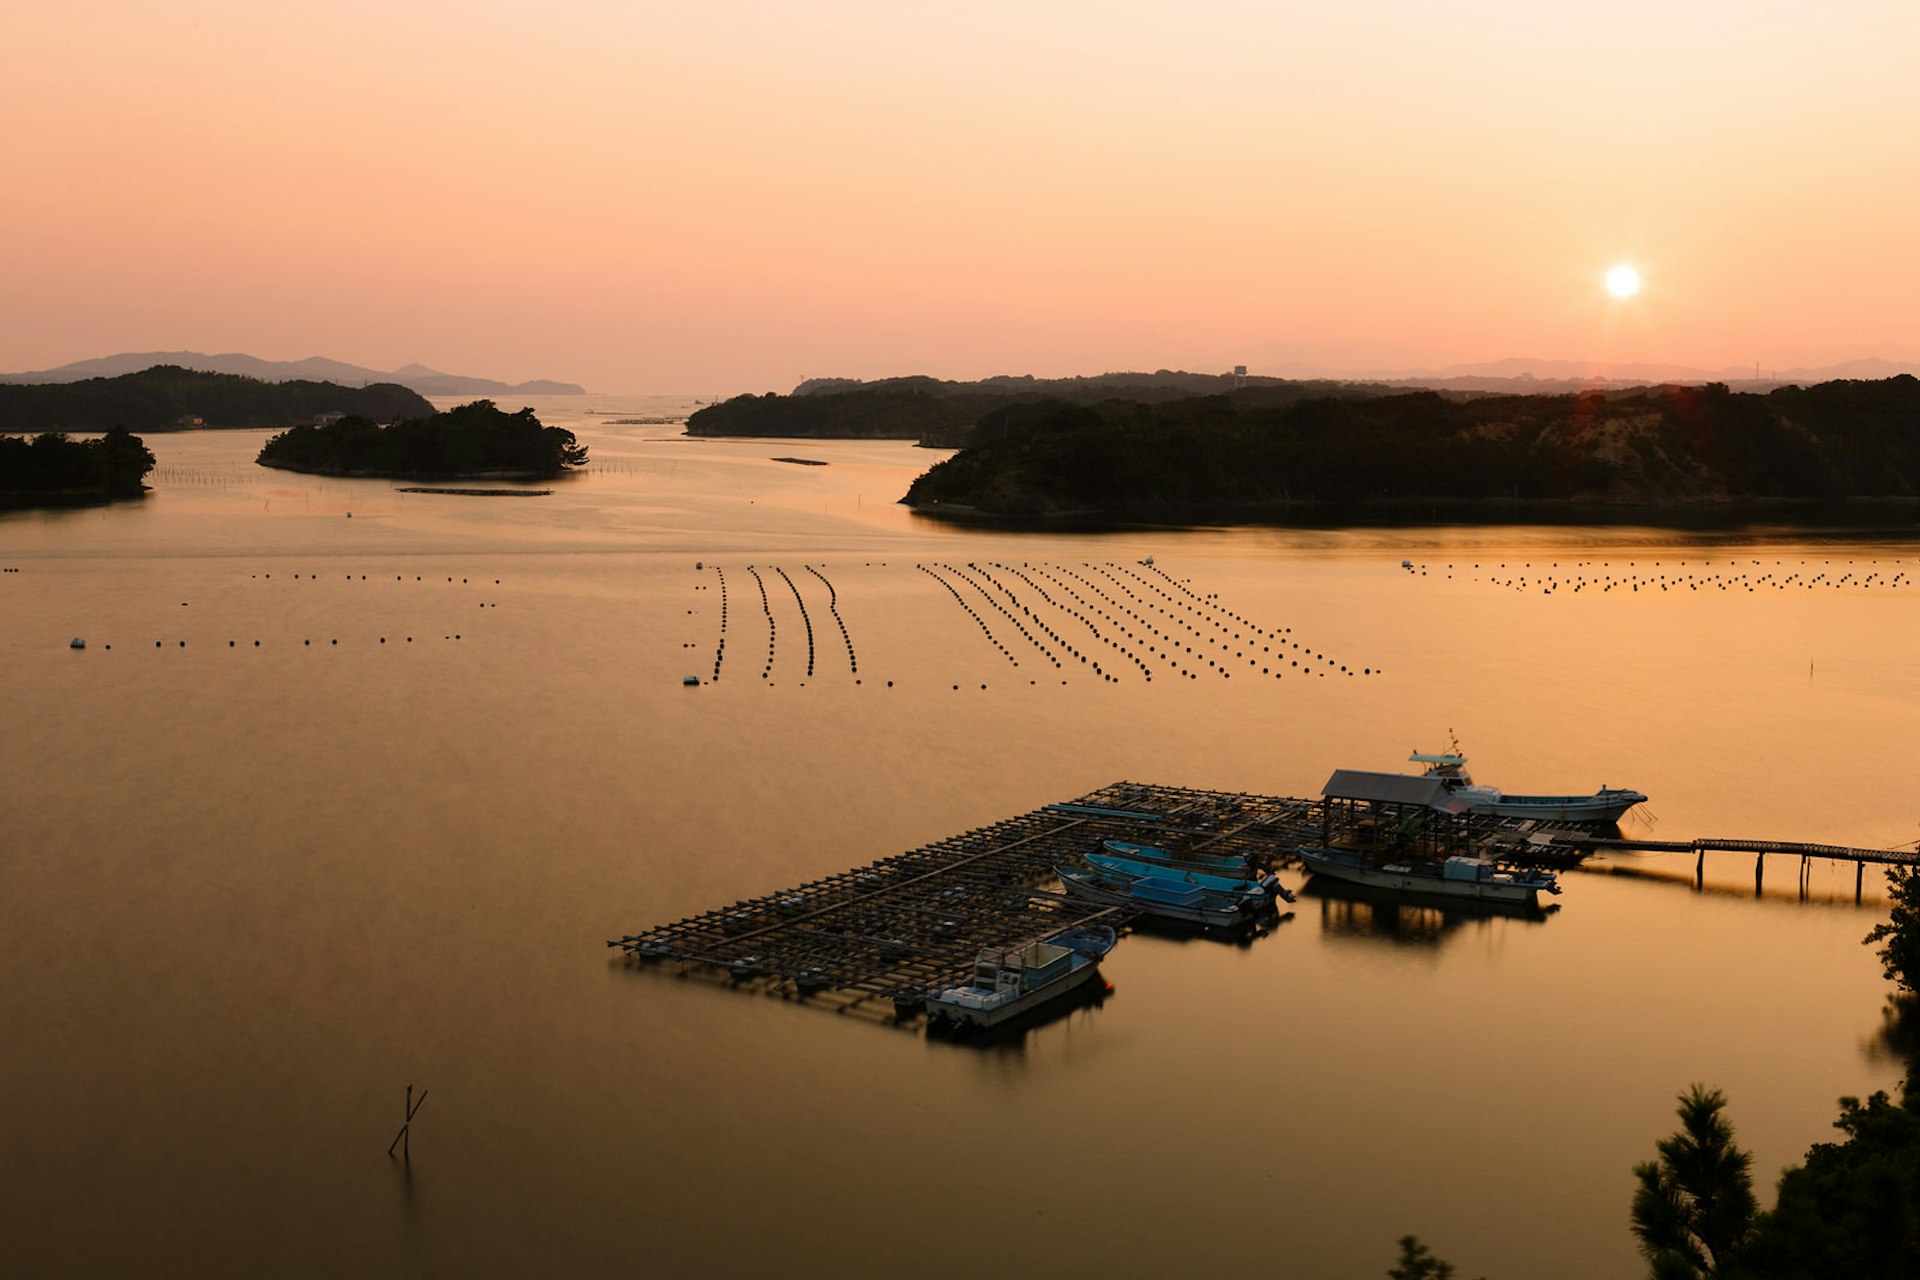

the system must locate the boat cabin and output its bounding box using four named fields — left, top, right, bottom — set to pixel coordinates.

left=1318, top=769, right=1475, bottom=862
left=970, top=940, right=1074, bottom=996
